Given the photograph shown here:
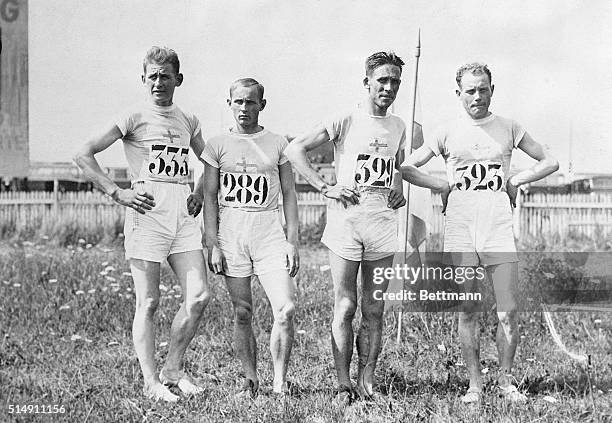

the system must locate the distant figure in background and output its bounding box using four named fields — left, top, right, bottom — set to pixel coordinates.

left=203, top=78, right=299, bottom=397
left=286, top=51, right=407, bottom=403
left=74, top=46, right=211, bottom=402
left=401, top=62, right=559, bottom=403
